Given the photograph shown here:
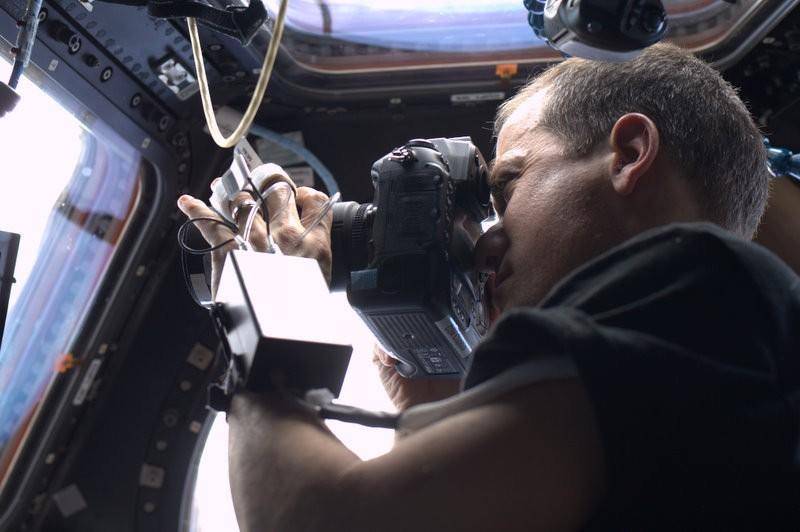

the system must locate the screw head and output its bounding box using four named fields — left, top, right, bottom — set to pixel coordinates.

left=100, top=67, right=113, bottom=82
left=130, top=93, right=142, bottom=107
